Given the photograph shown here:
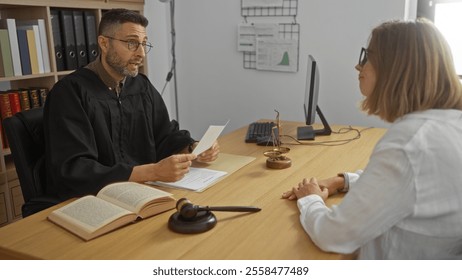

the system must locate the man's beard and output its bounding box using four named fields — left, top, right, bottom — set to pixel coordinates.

left=106, top=49, right=139, bottom=77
